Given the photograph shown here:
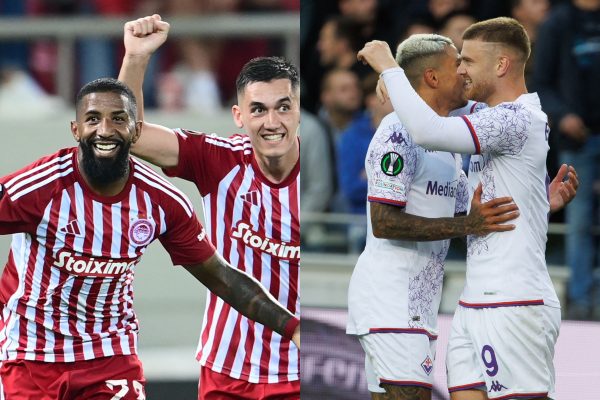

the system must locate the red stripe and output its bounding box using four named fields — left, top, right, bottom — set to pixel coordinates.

left=380, top=379, right=433, bottom=389
left=469, top=101, right=479, bottom=114
left=368, top=196, right=406, bottom=207
left=460, top=115, right=481, bottom=154
left=448, top=381, right=486, bottom=392
left=220, top=180, right=255, bottom=374
left=459, top=299, right=545, bottom=308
